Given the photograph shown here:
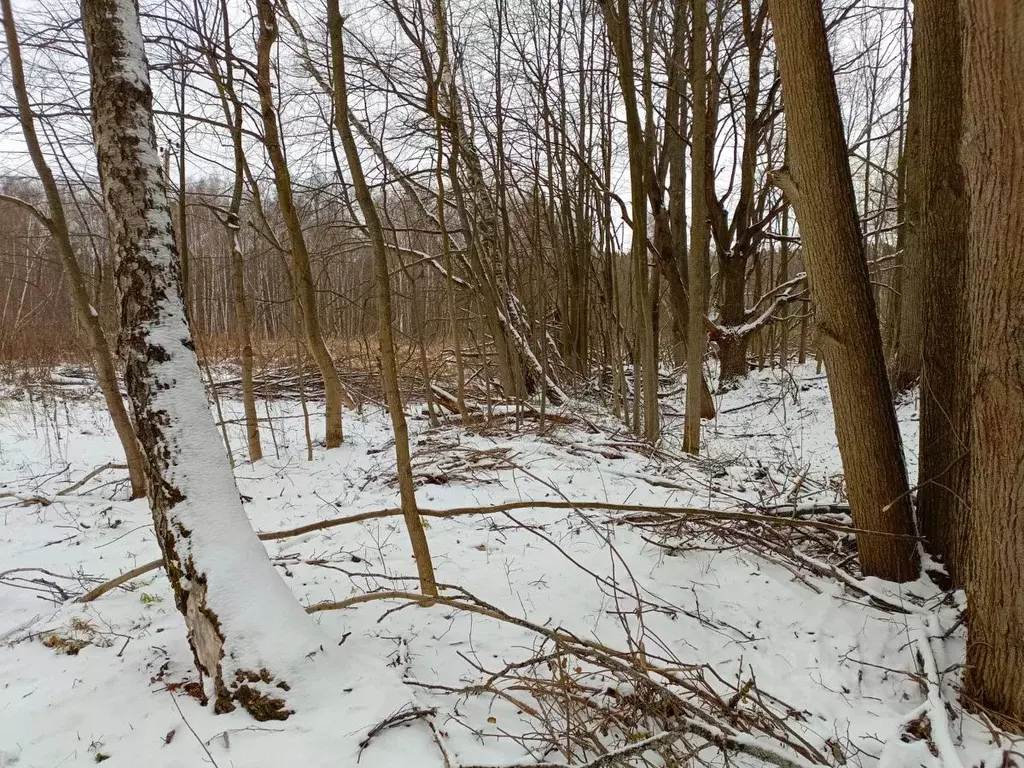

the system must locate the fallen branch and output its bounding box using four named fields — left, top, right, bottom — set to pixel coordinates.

left=912, top=615, right=963, bottom=768
left=57, top=462, right=128, bottom=496
left=310, top=590, right=822, bottom=768
left=76, top=559, right=163, bottom=603
left=79, top=499, right=918, bottom=603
